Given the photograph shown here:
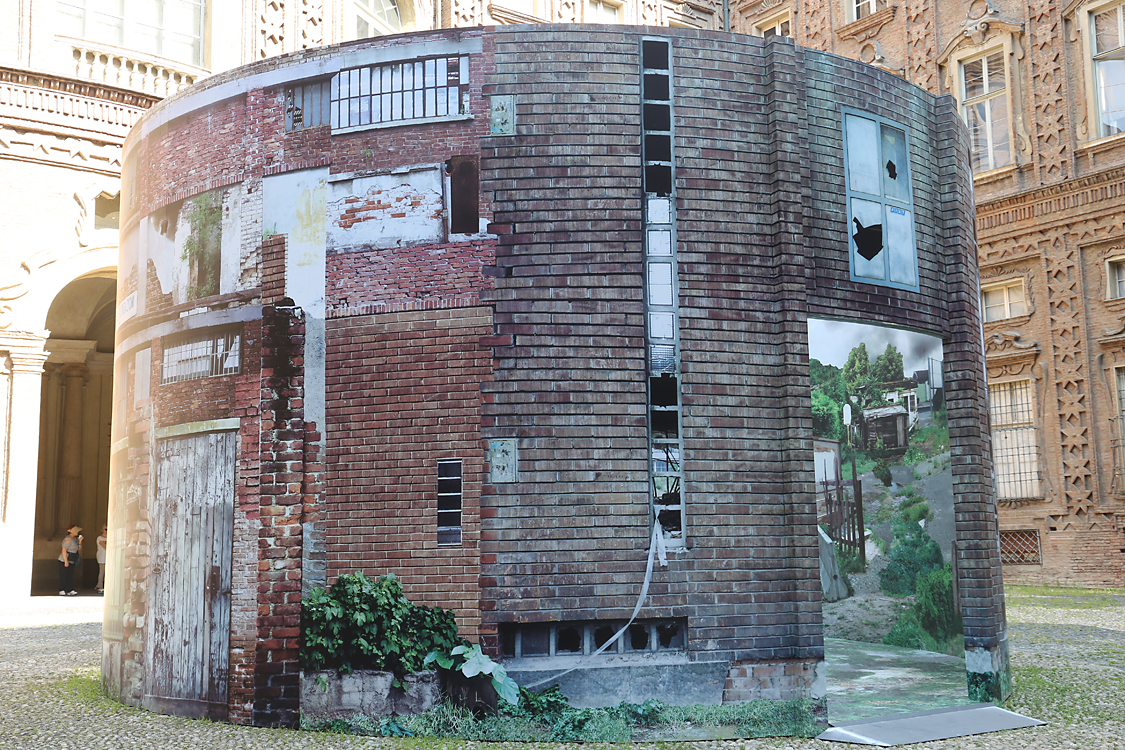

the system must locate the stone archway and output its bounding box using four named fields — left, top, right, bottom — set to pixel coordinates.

left=30, top=274, right=116, bottom=594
